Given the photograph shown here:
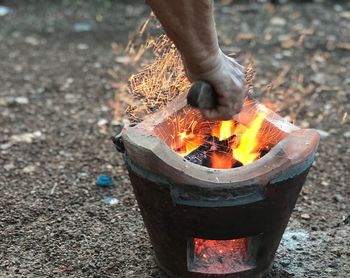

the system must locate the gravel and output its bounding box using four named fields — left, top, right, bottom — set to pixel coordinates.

left=0, top=0, right=349, bottom=277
